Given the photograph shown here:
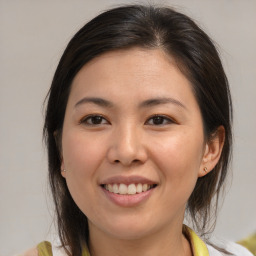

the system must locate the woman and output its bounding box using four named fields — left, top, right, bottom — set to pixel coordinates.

left=24, top=4, right=252, bottom=256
